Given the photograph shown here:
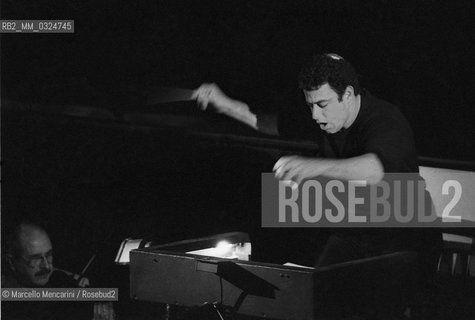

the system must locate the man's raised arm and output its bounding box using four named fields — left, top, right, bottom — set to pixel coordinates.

left=193, top=83, right=278, bottom=135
